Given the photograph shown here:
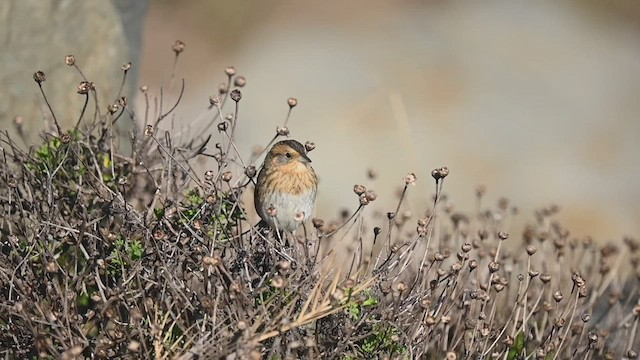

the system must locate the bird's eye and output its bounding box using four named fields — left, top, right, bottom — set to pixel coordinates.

left=285, top=152, right=292, bottom=159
